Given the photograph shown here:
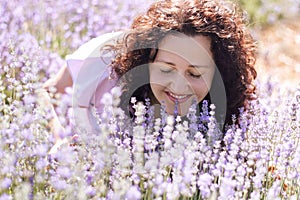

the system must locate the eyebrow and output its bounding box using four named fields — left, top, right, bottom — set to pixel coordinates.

left=155, top=60, right=209, bottom=69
